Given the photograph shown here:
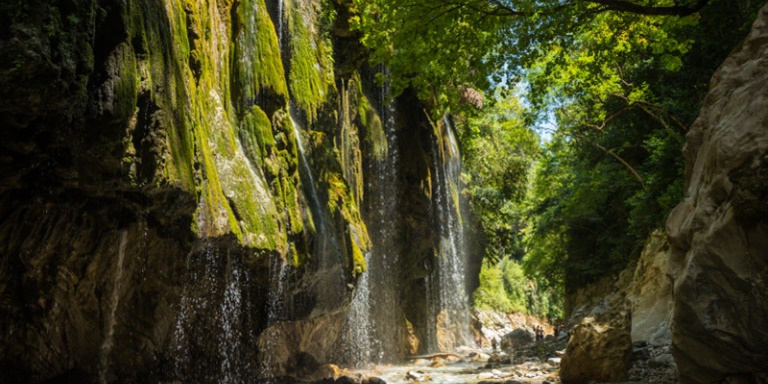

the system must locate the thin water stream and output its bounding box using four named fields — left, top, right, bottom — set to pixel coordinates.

left=98, top=230, right=129, bottom=384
